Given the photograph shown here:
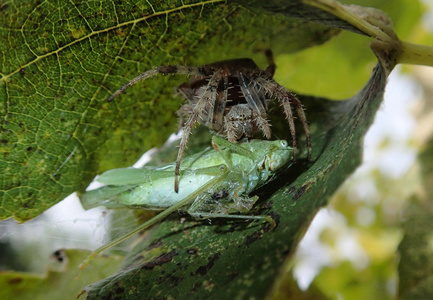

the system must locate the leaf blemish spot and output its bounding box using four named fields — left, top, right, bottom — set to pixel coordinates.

left=140, top=250, right=178, bottom=270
